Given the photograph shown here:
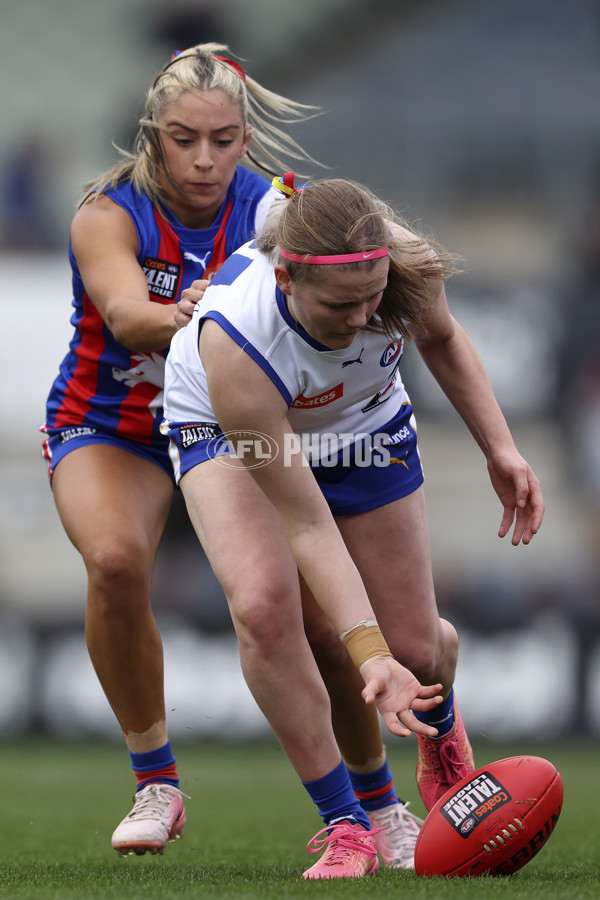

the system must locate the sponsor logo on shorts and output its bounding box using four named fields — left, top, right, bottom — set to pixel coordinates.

left=179, top=423, right=222, bottom=449
left=384, top=425, right=411, bottom=445
left=291, top=383, right=344, bottom=408
left=143, top=257, right=181, bottom=300
left=440, top=772, right=512, bottom=838
left=59, top=427, right=97, bottom=443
